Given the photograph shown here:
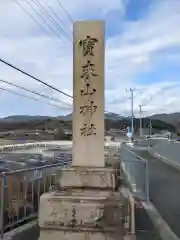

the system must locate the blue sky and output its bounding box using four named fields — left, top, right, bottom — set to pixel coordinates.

left=0, top=0, right=180, bottom=117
